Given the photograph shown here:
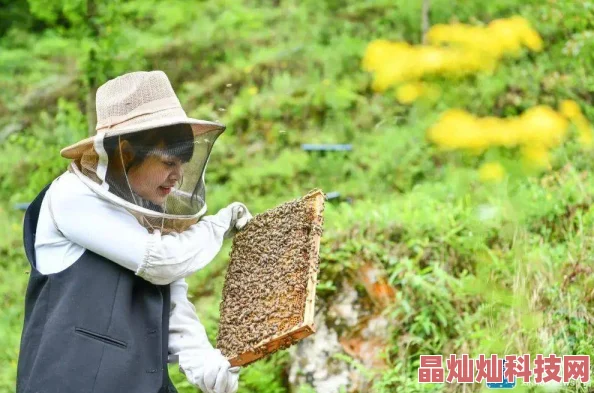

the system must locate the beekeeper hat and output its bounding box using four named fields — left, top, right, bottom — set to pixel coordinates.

left=60, top=70, right=225, bottom=159
left=63, top=71, right=225, bottom=234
